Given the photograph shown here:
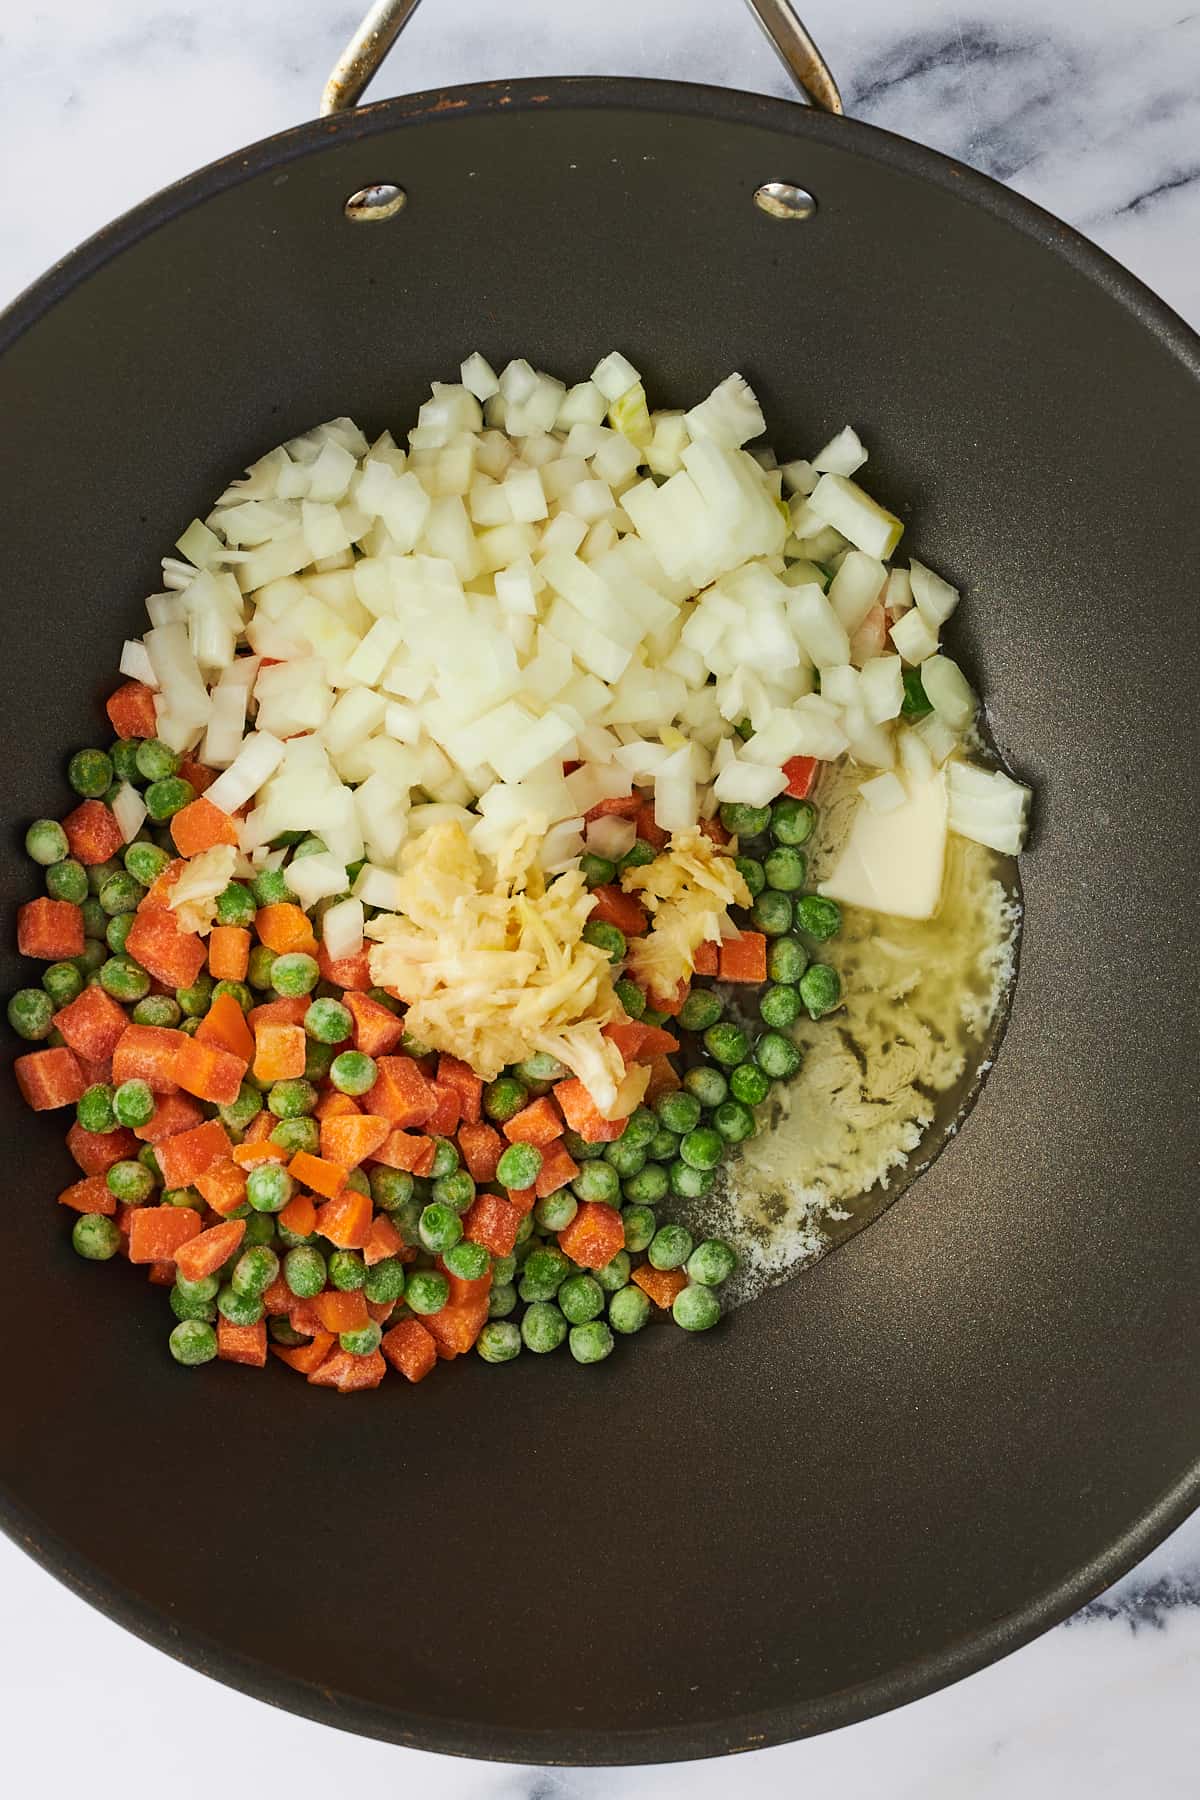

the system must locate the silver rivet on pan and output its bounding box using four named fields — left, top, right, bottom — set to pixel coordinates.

left=344, top=184, right=407, bottom=222
left=754, top=182, right=817, bottom=220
